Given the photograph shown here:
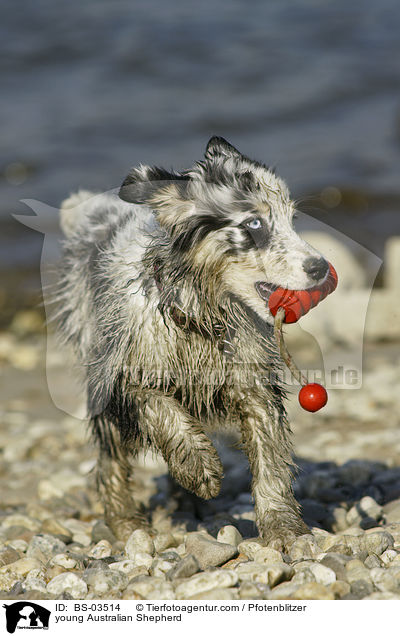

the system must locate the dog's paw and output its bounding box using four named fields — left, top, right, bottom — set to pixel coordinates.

left=105, top=507, right=150, bottom=543
left=194, top=473, right=223, bottom=499
left=259, top=513, right=309, bottom=552
left=169, top=446, right=223, bottom=500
